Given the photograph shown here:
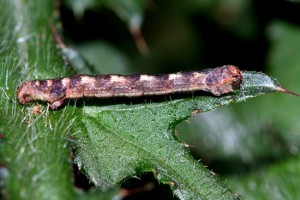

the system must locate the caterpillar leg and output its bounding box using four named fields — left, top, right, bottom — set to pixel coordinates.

left=48, top=98, right=65, bottom=109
